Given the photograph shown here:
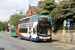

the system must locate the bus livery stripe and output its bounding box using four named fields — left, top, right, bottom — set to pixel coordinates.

left=20, top=33, right=25, bottom=37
